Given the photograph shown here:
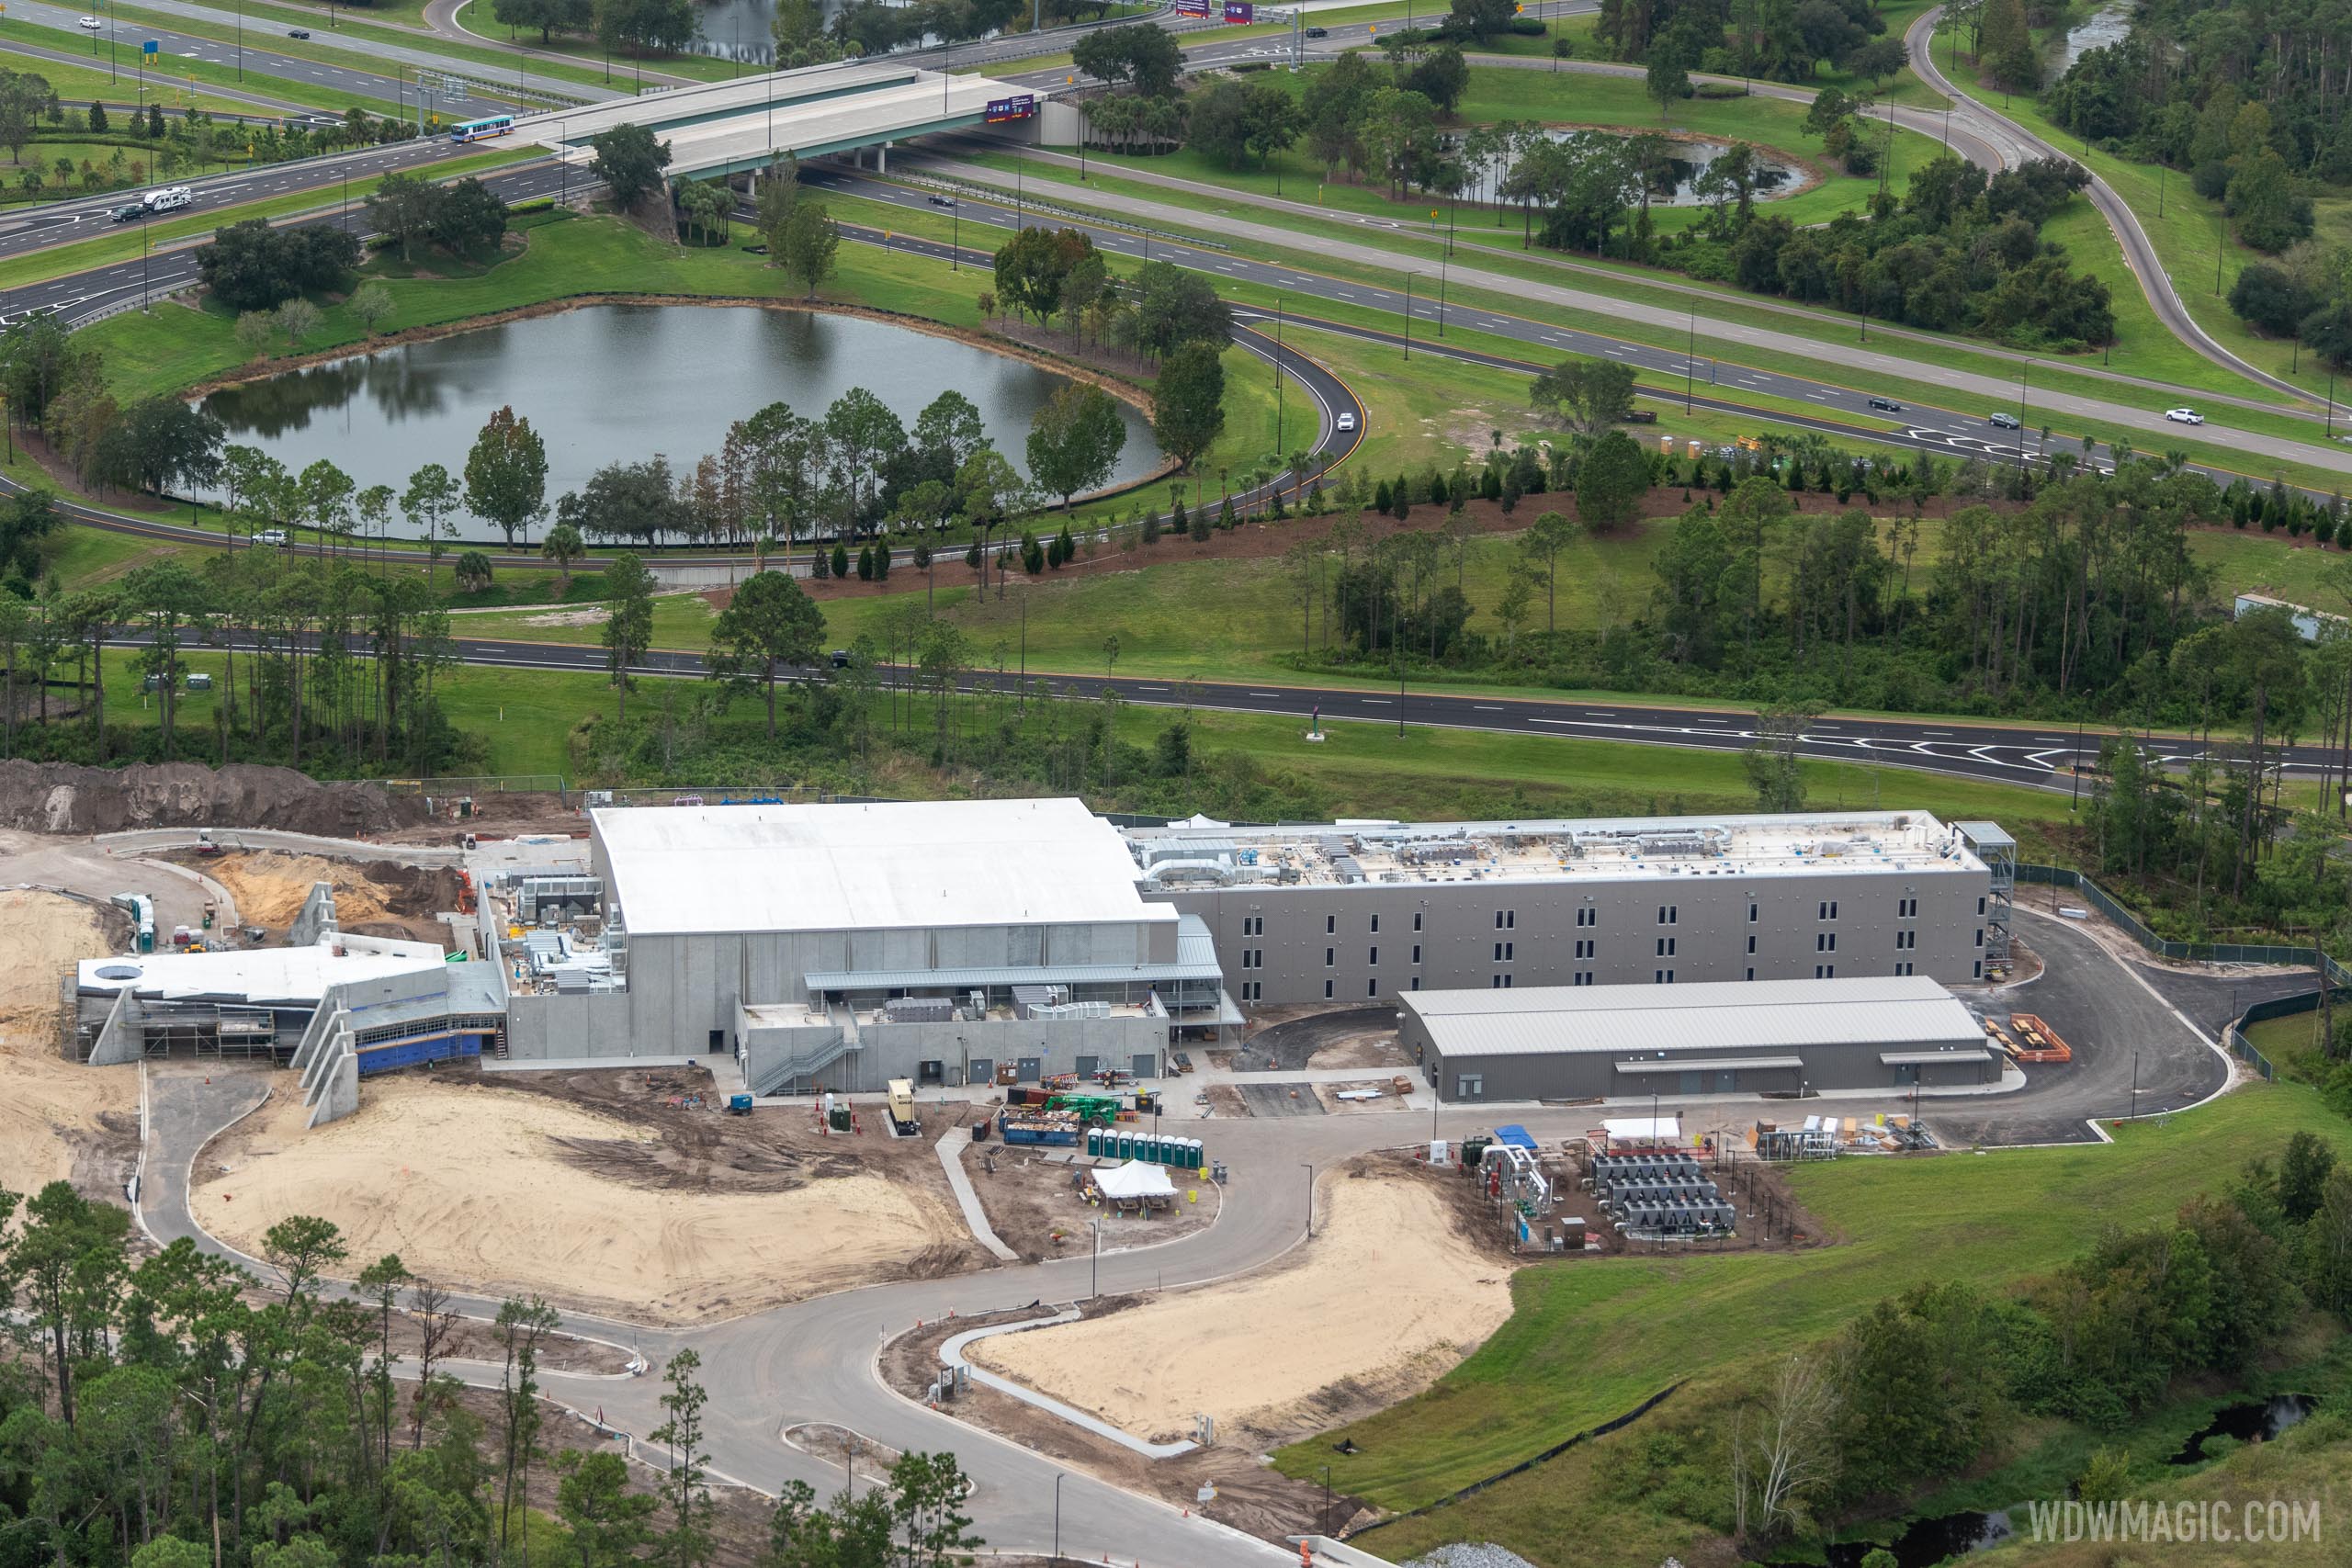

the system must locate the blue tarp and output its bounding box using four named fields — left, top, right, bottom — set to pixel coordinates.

left=1494, top=1124, right=1538, bottom=1150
